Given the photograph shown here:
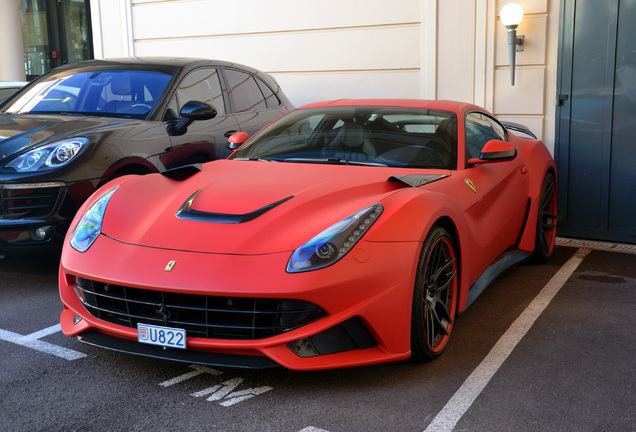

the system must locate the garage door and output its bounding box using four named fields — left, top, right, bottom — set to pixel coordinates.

left=555, top=0, right=636, bottom=244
